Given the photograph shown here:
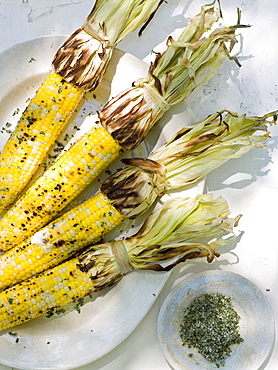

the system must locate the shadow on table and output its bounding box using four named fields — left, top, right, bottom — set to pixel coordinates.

left=204, top=135, right=278, bottom=193
left=119, top=0, right=194, bottom=60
